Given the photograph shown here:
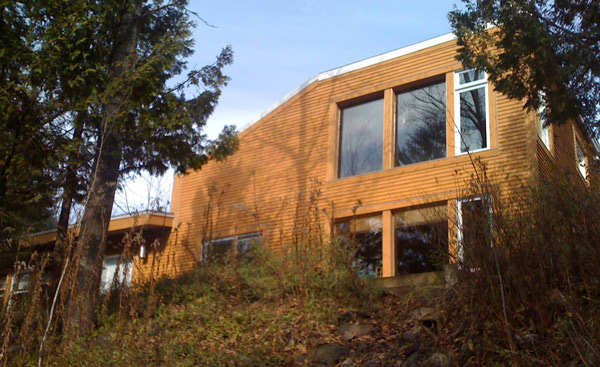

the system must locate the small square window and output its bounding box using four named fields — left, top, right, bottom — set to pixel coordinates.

left=14, top=271, right=31, bottom=294
left=101, top=255, right=132, bottom=293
